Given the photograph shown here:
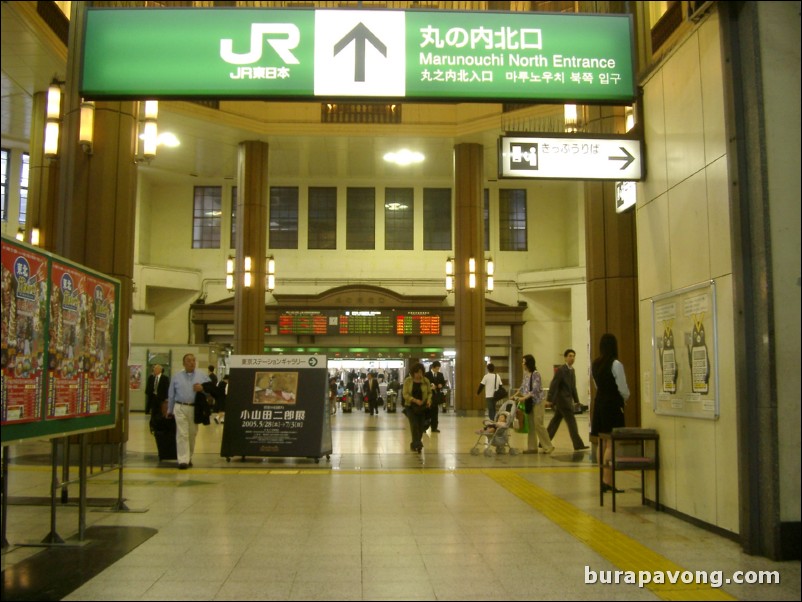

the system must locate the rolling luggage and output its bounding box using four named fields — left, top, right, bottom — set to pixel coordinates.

left=154, top=428, right=177, bottom=461
left=150, top=412, right=177, bottom=461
